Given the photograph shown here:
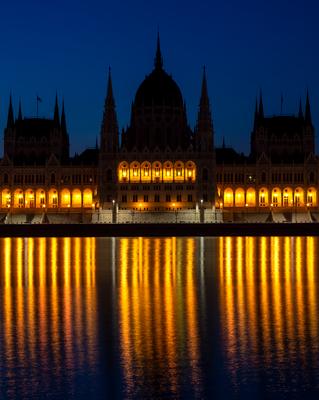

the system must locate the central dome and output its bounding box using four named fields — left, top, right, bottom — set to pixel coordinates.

left=134, top=68, right=184, bottom=108
left=123, top=35, right=192, bottom=151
